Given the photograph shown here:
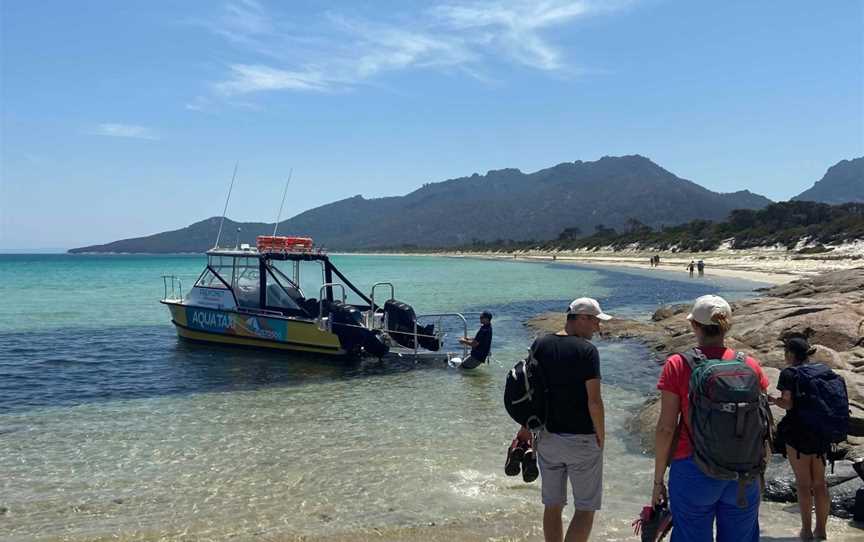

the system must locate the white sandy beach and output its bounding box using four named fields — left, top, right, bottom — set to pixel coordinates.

left=419, top=243, right=864, bottom=286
